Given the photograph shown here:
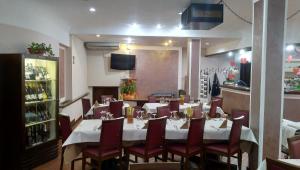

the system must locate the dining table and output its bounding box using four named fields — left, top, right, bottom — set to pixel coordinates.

left=258, top=159, right=300, bottom=170
left=62, top=117, right=257, bottom=164
left=85, top=102, right=130, bottom=117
